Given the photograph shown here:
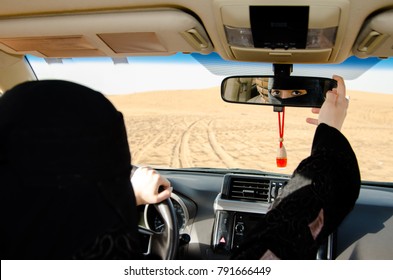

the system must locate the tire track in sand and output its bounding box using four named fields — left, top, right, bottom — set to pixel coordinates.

left=131, top=131, right=167, bottom=163
left=207, top=119, right=239, bottom=168
left=171, top=118, right=201, bottom=168
left=132, top=118, right=186, bottom=165
left=171, top=118, right=240, bottom=168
